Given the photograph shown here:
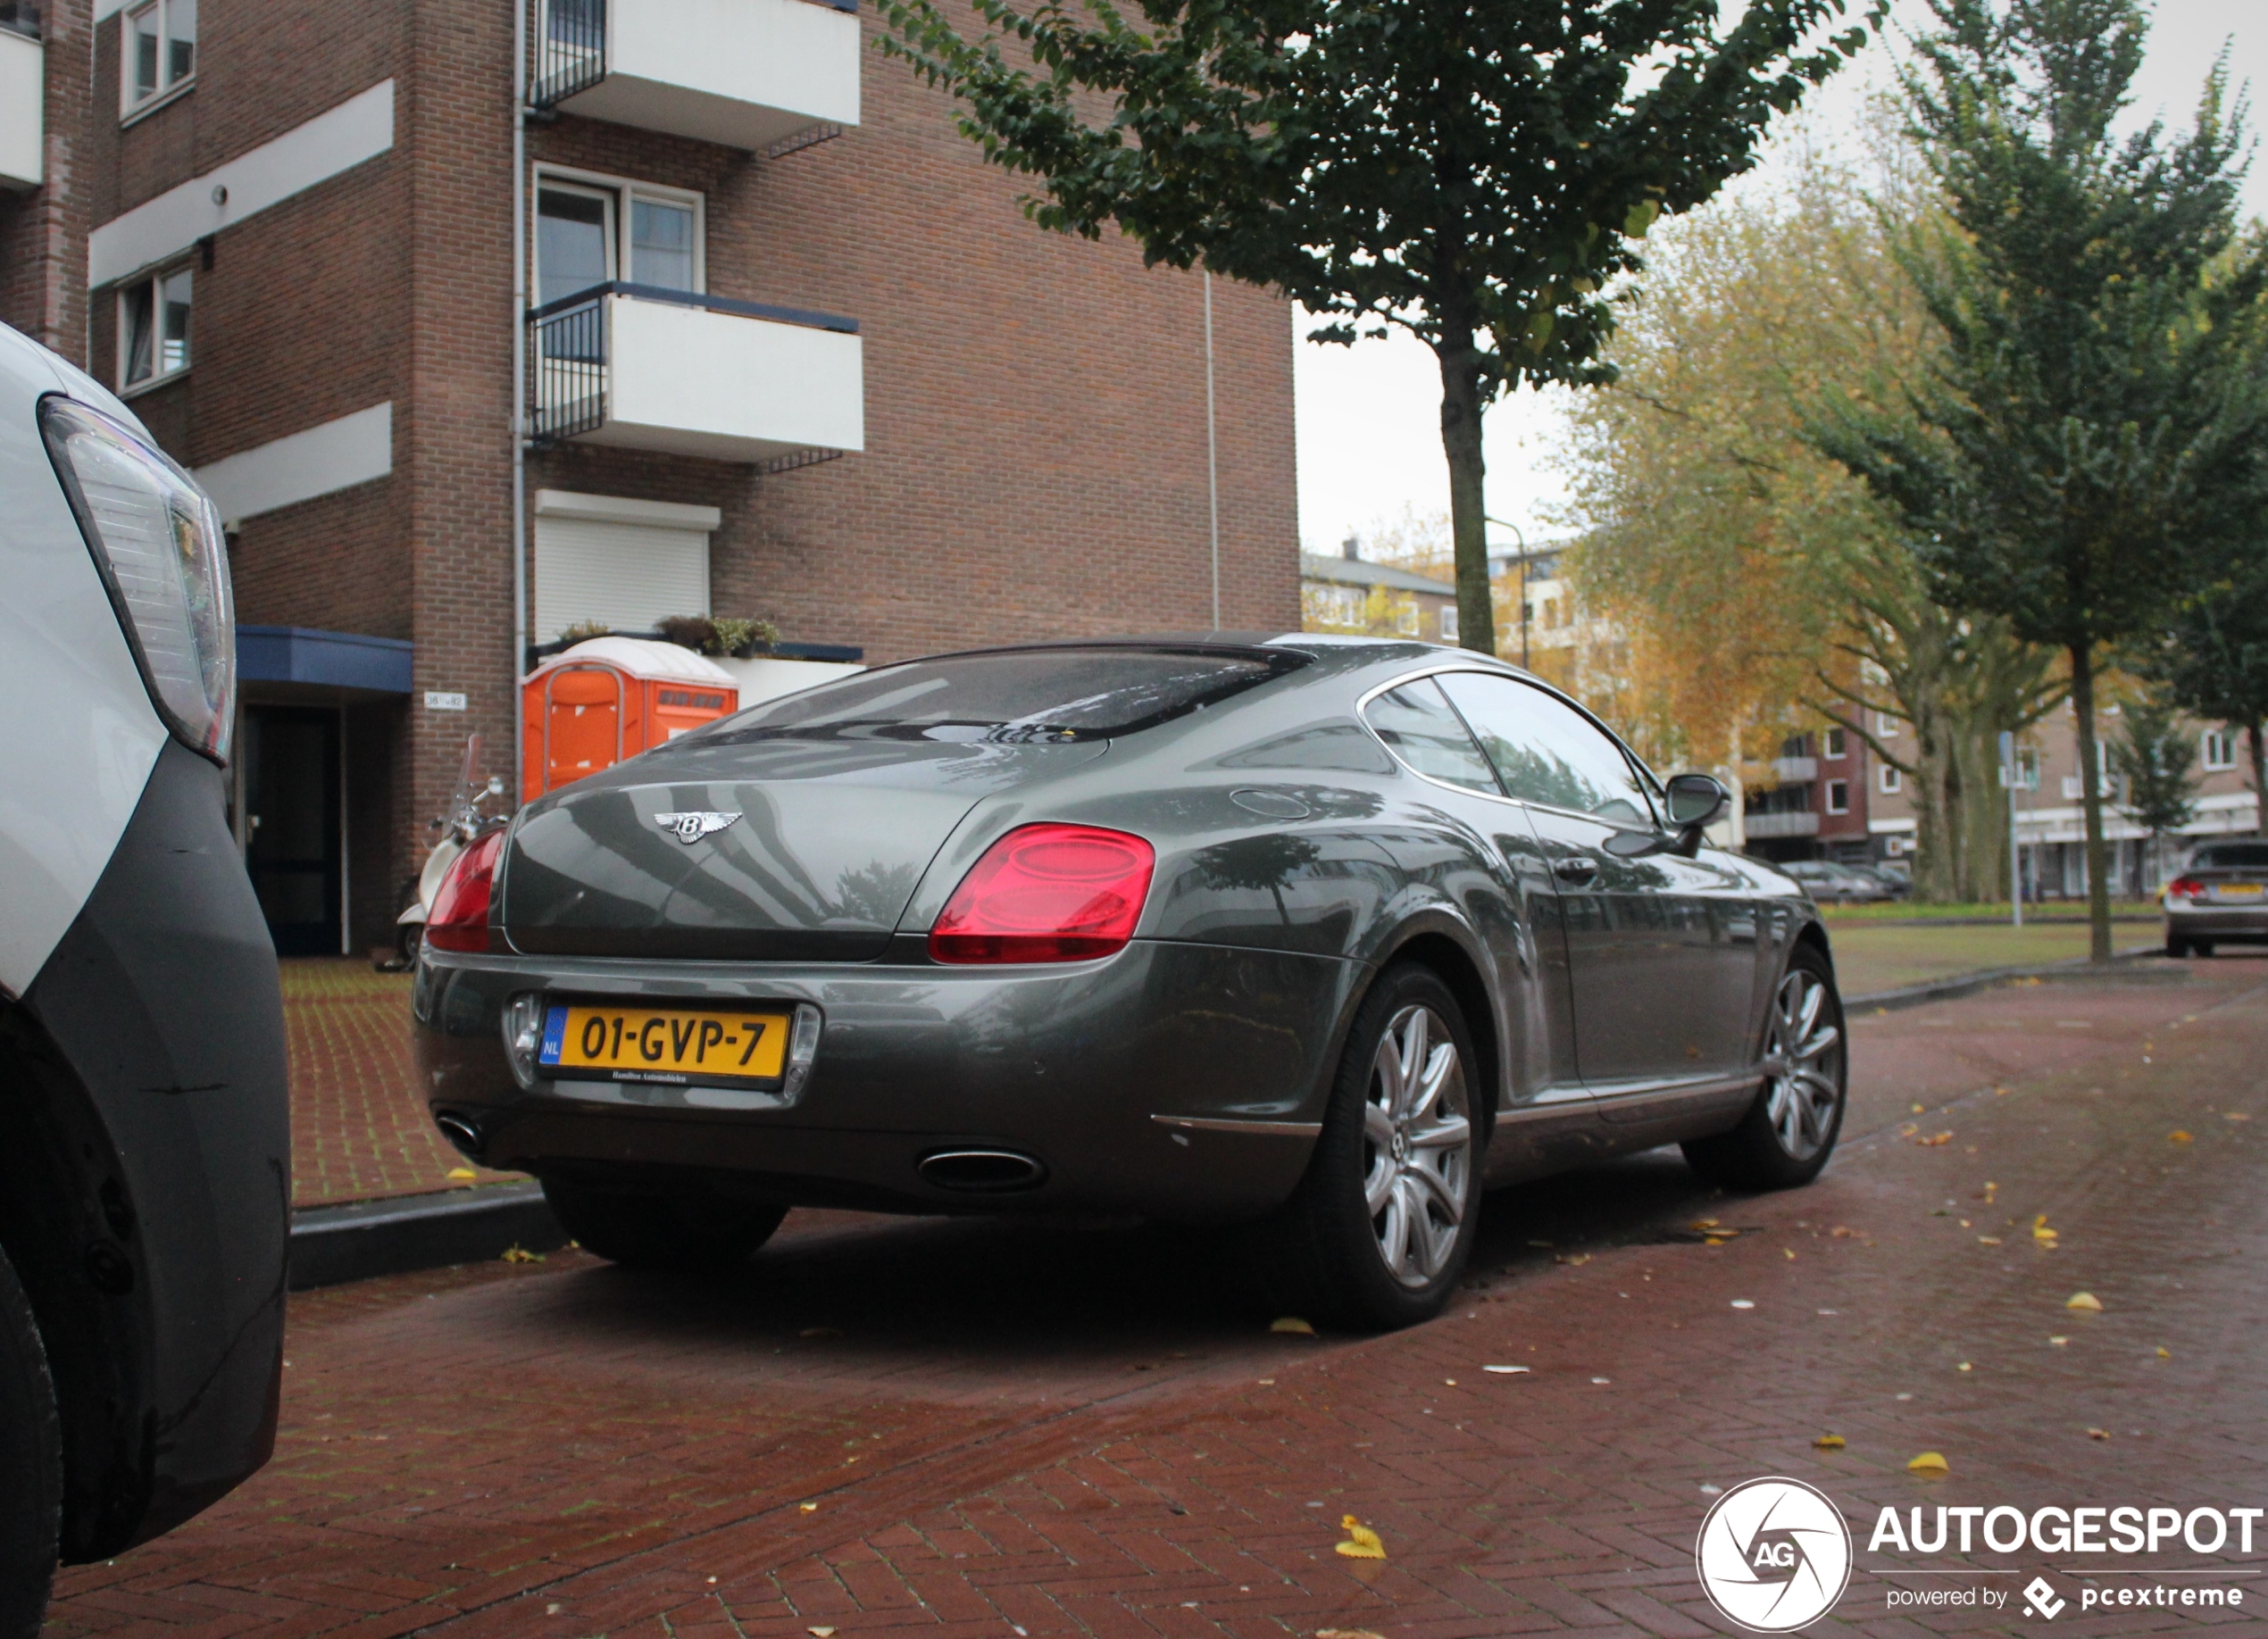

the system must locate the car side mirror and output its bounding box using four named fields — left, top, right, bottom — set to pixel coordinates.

left=1663, top=772, right=1730, bottom=856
